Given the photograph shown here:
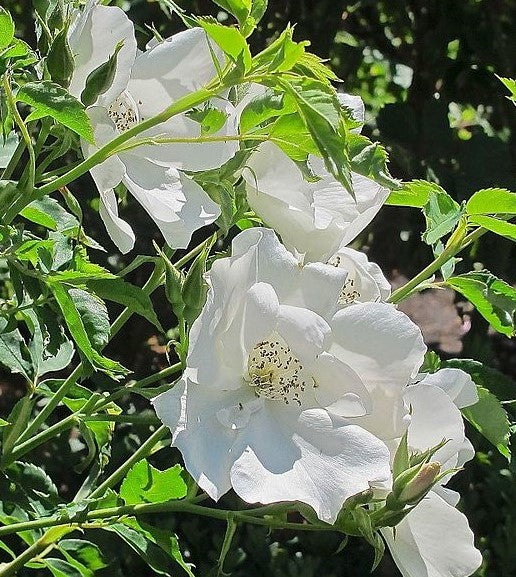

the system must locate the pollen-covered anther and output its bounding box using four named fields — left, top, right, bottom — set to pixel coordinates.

left=246, top=334, right=311, bottom=405
left=108, top=91, right=139, bottom=132
left=327, top=255, right=361, bottom=304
